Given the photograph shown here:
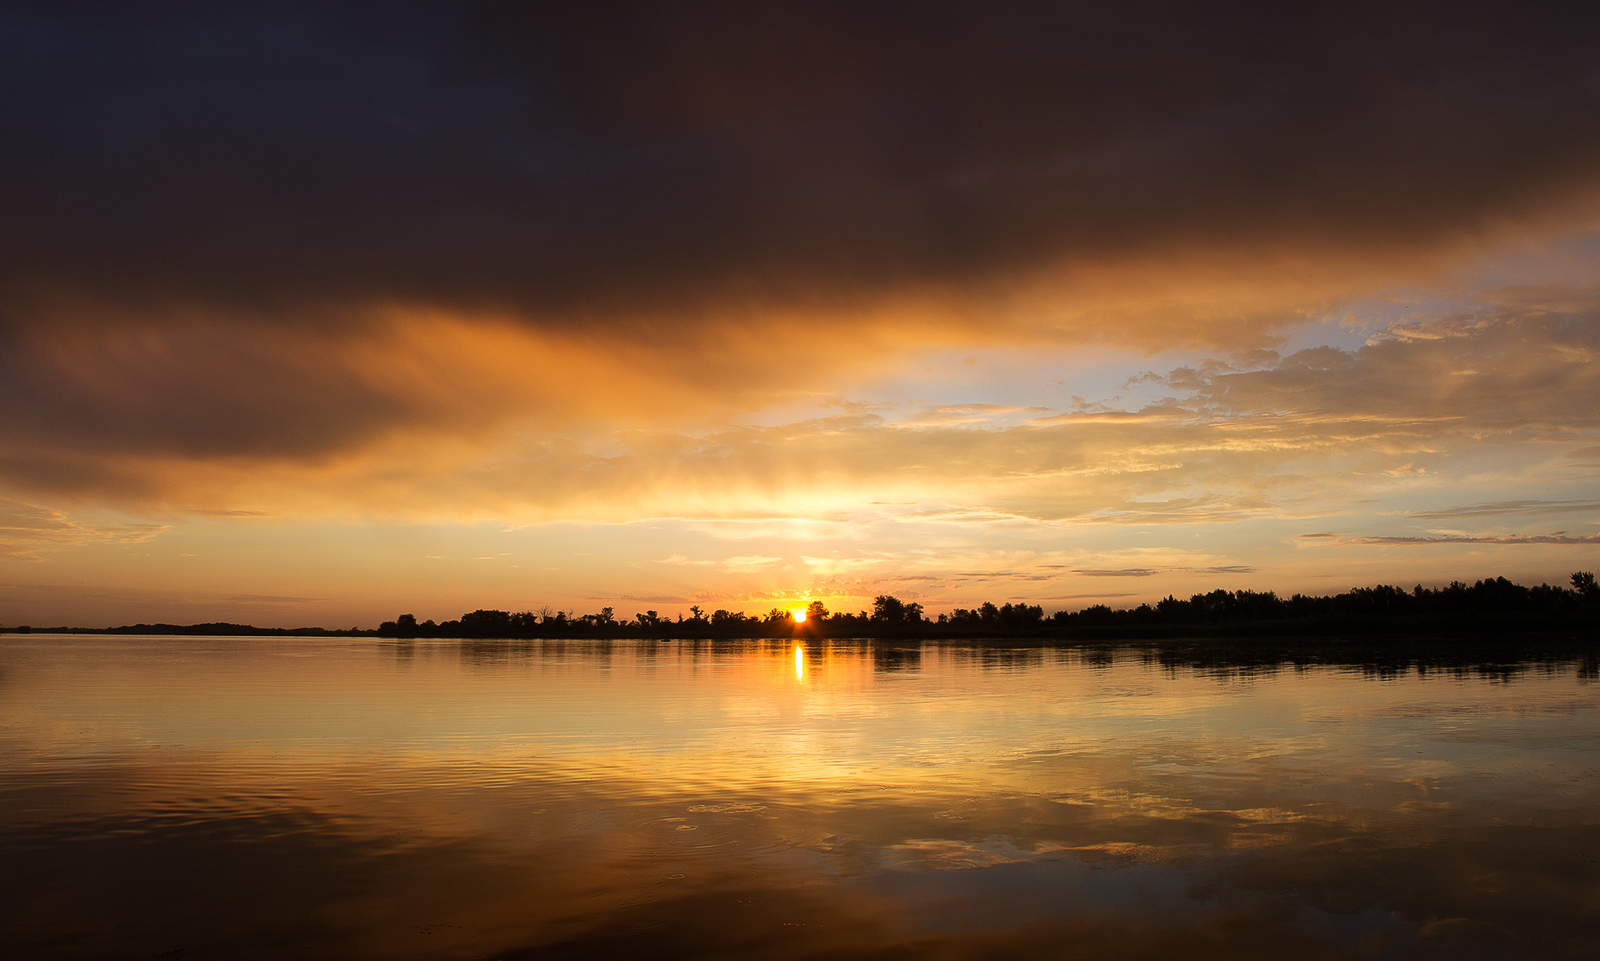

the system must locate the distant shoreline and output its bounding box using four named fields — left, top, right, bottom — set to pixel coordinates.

left=3, top=615, right=1595, bottom=643
left=4, top=573, right=1594, bottom=642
